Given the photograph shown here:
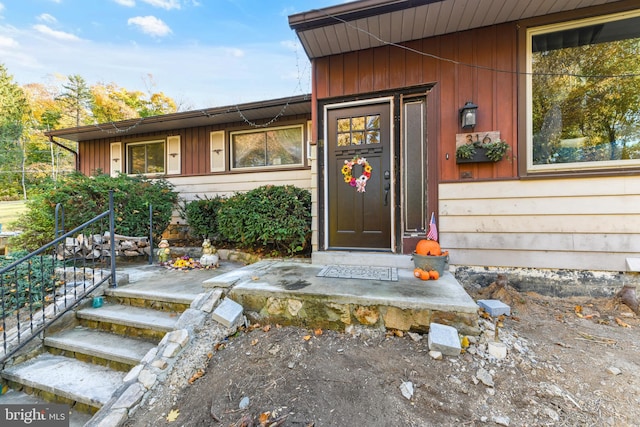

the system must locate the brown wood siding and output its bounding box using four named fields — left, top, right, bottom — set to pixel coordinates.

left=77, top=115, right=310, bottom=177
left=313, top=22, right=518, bottom=182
